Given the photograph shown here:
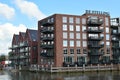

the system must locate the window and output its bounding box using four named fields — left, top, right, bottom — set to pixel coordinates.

left=63, top=48, right=67, bottom=54
left=82, top=26, right=86, bottom=32
left=106, top=41, right=110, bottom=46
left=51, top=17, right=54, bottom=22
left=100, top=34, right=104, bottom=37
left=77, top=48, right=81, bottom=54
left=70, top=48, right=74, bottom=54
left=69, top=17, right=74, bottom=23
left=107, top=48, right=110, bottom=54
left=63, top=24, right=67, bottom=31
left=76, top=25, right=80, bottom=31
left=83, top=48, right=87, bottom=54
left=76, top=41, right=81, bottom=47
left=63, top=16, right=67, bottom=23
left=76, top=33, right=80, bottom=39
left=69, top=25, right=74, bottom=31
left=69, top=32, right=74, bottom=39
left=70, top=40, right=74, bottom=47
left=113, top=30, right=117, bottom=33
left=63, top=32, right=67, bottom=39
left=105, top=17, right=109, bottom=26
left=82, top=33, right=87, bottom=39
left=106, top=34, right=110, bottom=40
left=106, top=27, right=109, bottom=33
left=51, top=41, right=54, bottom=44
left=64, top=56, right=74, bottom=63
left=76, top=18, right=80, bottom=24
left=77, top=56, right=85, bottom=63
left=63, top=40, right=68, bottom=47
left=82, top=18, right=86, bottom=24
left=83, top=41, right=87, bottom=47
